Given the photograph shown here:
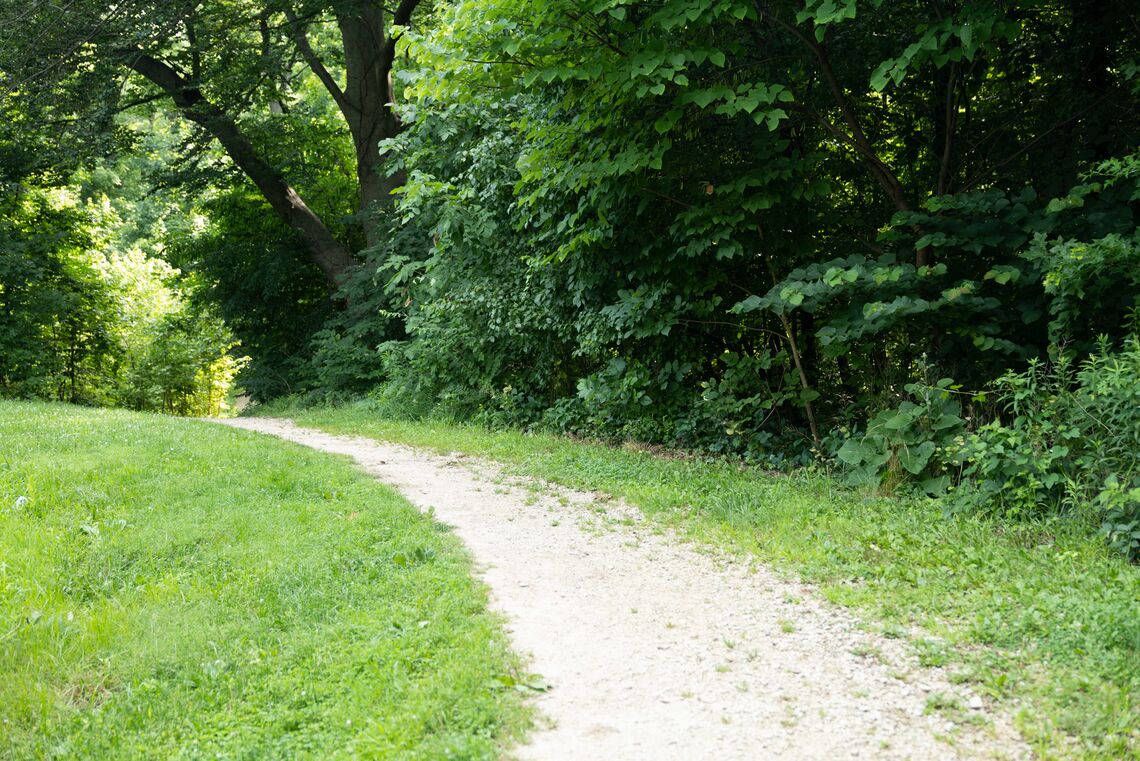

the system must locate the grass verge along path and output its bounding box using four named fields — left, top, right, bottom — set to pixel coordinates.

left=0, top=401, right=529, bottom=759
left=267, top=399, right=1140, bottom=760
